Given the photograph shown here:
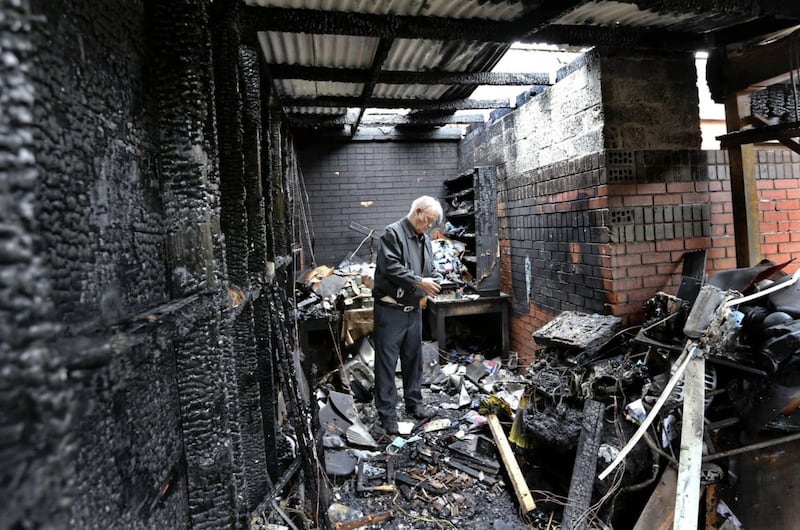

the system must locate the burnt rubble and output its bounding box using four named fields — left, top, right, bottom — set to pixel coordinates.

left=260, top=257, right=800, bottom=530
